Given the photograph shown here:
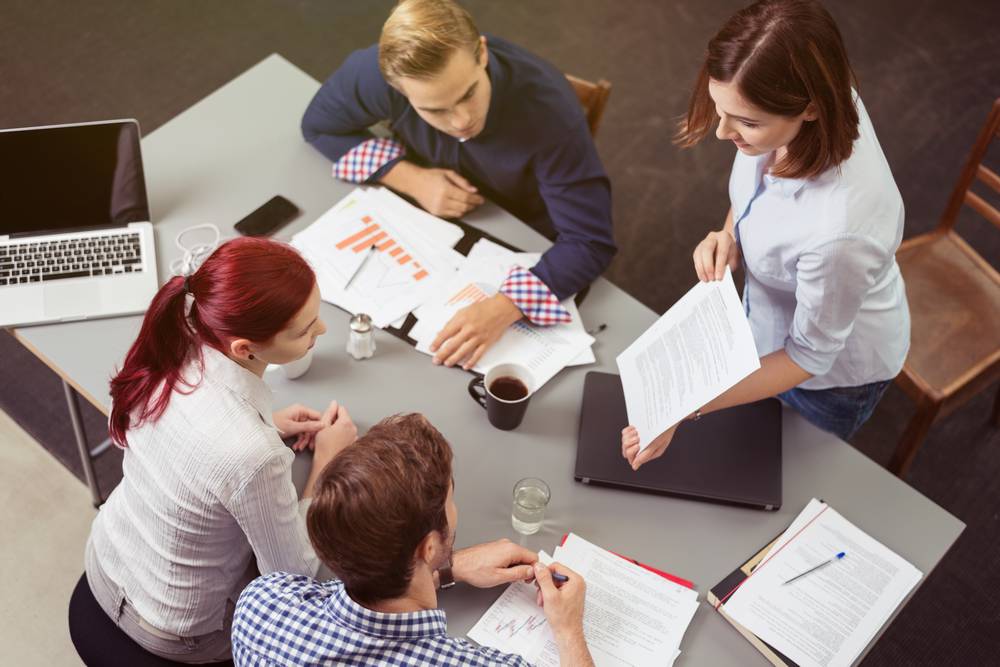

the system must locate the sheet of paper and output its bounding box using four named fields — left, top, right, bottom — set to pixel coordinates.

left=553, top=534, right=699, bottom=666
left=723, top=499, right=923, bottom=667
left=291, top=188, right=463, bottom=327
left=468, top=551, right=561, bottom=666
left=469, top=536, right=697, bottom=667
left=409, top=250, right=594, bottom=389
left=616, top=268, right=759, bottom=450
